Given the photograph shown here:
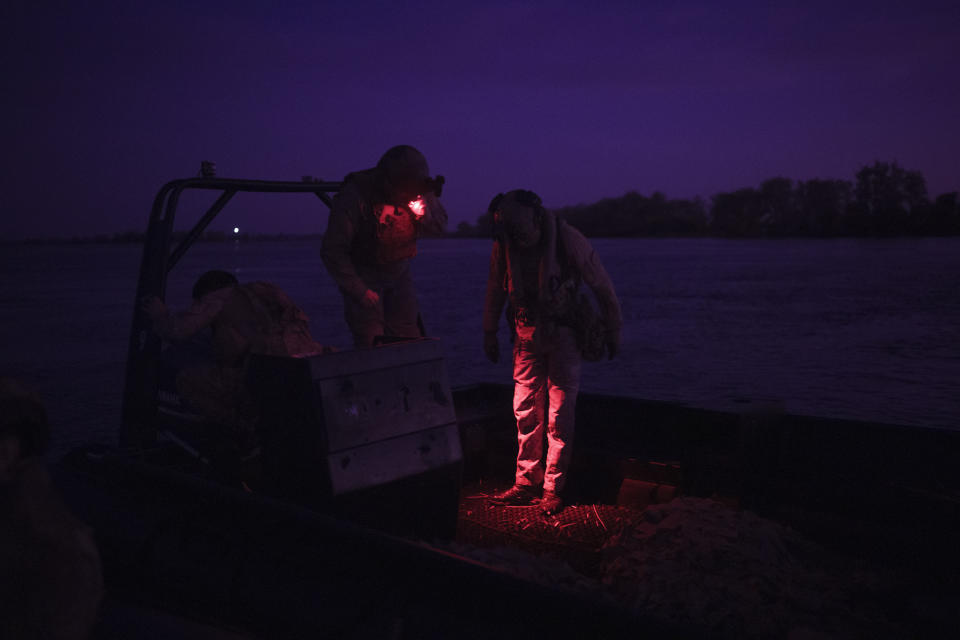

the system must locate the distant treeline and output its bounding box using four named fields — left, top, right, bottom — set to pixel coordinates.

left=453, top=161, right=960, bottom=238
left=21, top=231, right=324, bottom=245
left=16, top=161, right=960, bottom=243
